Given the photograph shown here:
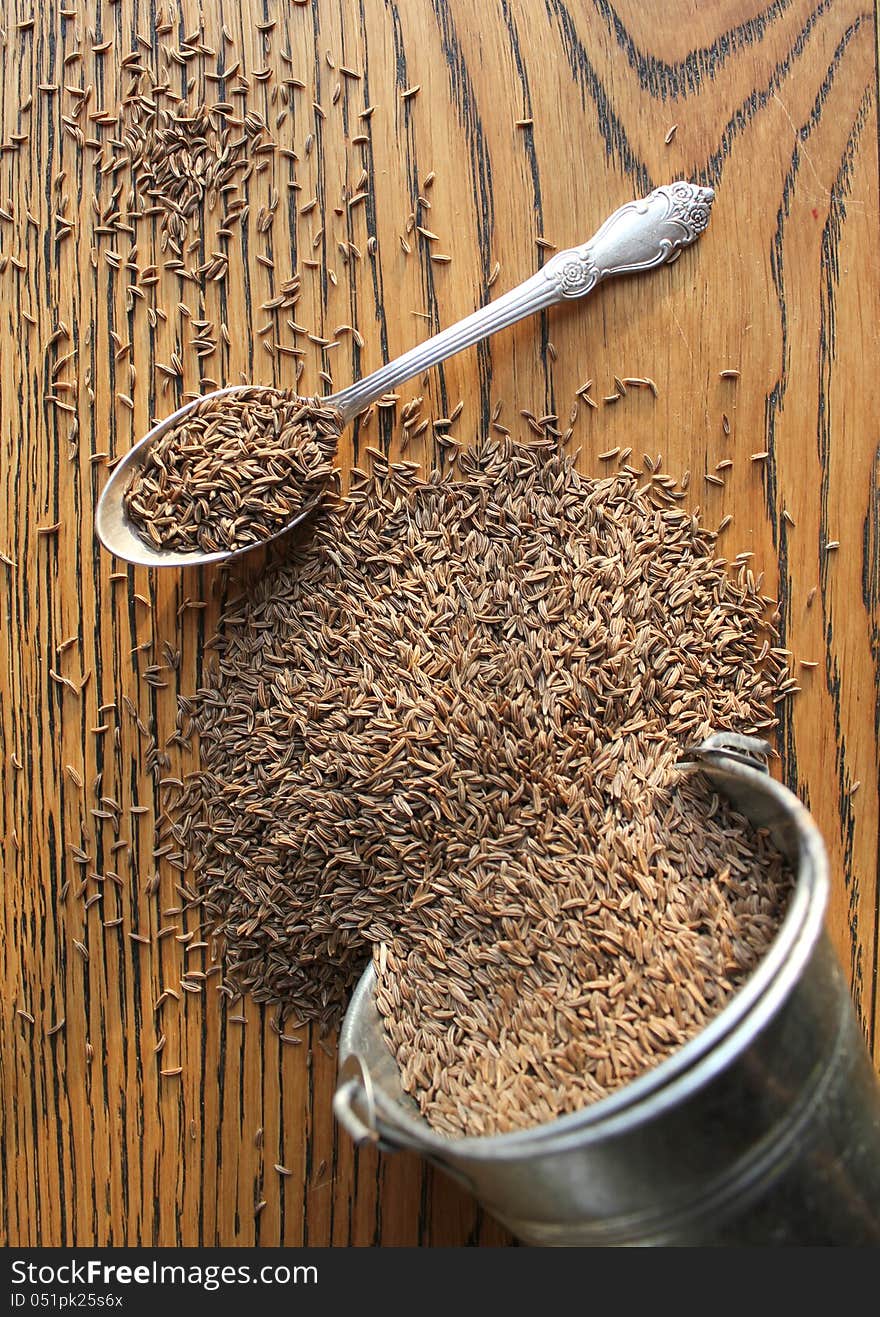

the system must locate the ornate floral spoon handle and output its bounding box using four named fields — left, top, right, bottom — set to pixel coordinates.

left=328, top=182, right=714, bottom=424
